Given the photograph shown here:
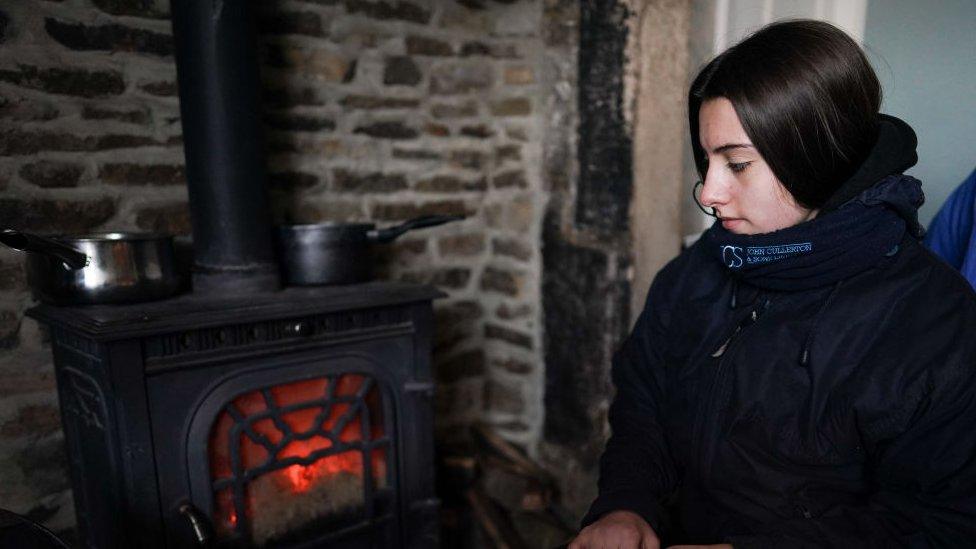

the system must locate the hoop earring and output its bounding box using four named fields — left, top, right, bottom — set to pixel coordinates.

left=693, top=180, right=717, bottom=218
